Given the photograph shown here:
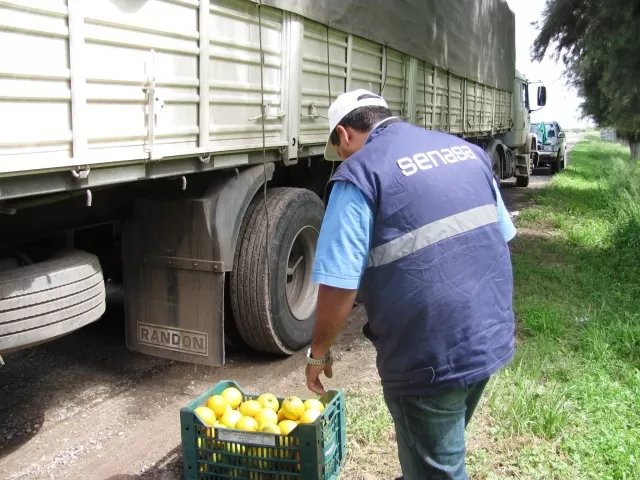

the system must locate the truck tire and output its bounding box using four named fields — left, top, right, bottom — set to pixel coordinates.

left=0, top=249, right=106, bottom=355
left=230, top=188, right=324, bottom=355
left=492, top=150, right=503, bottom=182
